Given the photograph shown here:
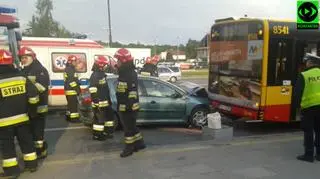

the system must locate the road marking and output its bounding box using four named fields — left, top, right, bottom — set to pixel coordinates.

left=45, top=126, right=88, bottom=132
left=41, top=134, right=302, bottom=166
